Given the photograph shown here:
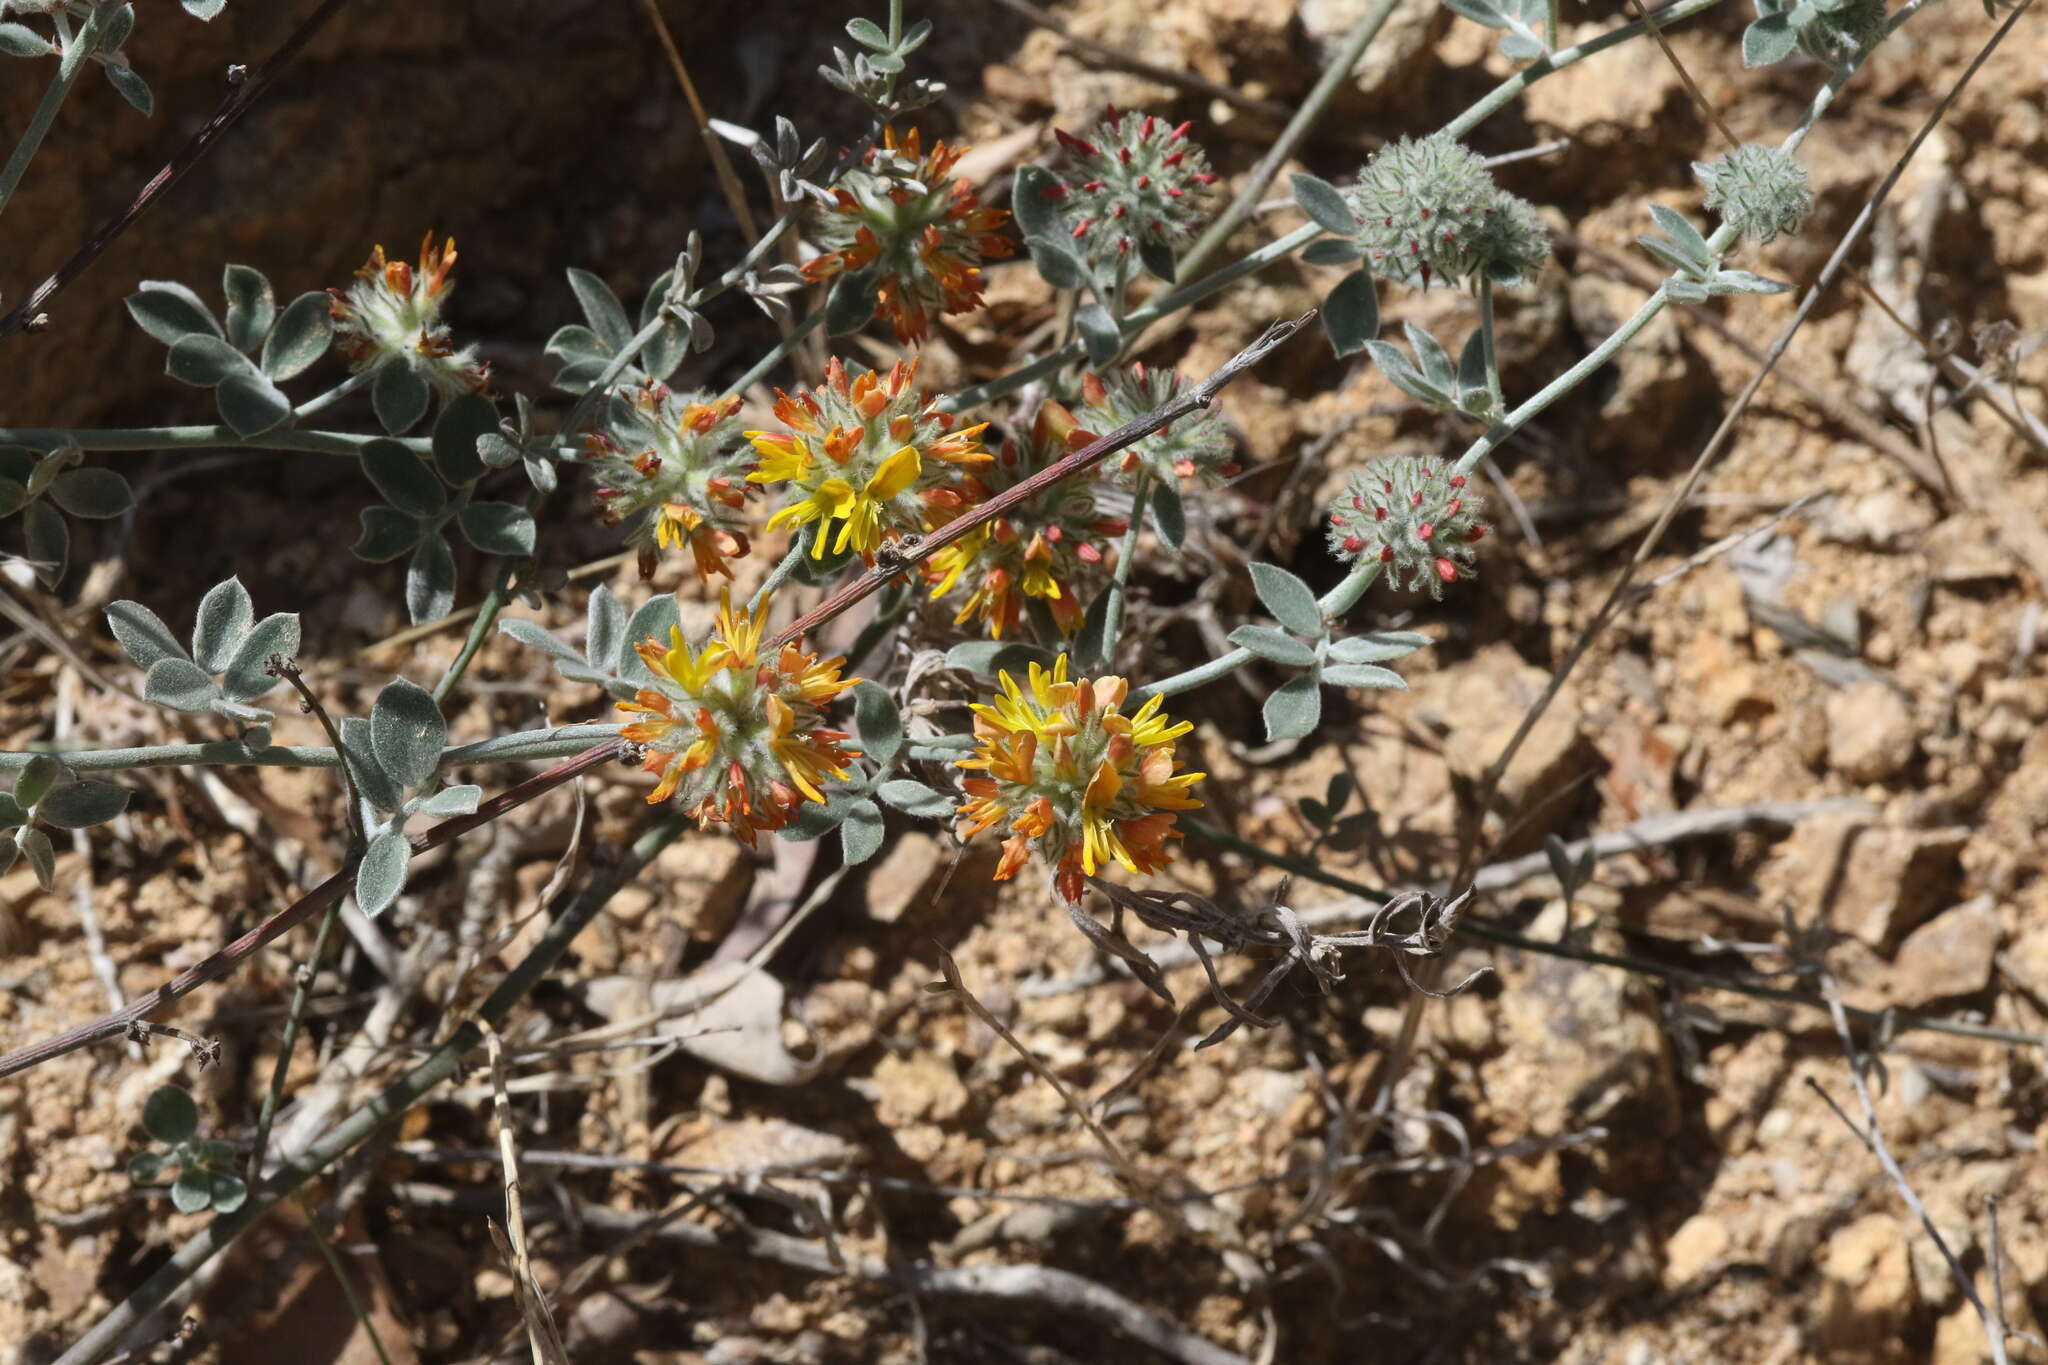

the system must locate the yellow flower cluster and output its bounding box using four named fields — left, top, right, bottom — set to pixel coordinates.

left=957, top=656, right=1204, bottom=903
left=619, top=590, right=858, bottom=841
